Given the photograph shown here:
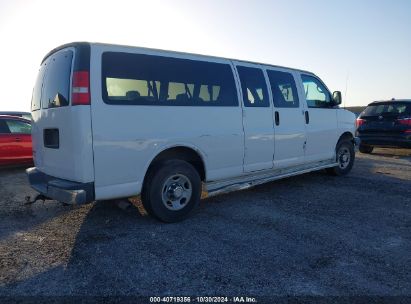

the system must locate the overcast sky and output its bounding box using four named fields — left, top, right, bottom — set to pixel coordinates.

left=0, top=0, right=410, bottom=111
